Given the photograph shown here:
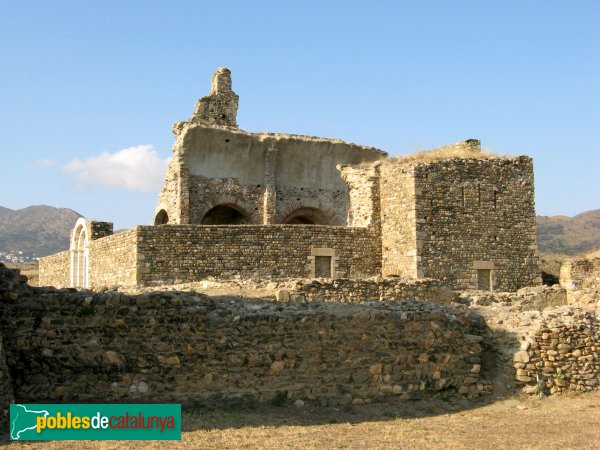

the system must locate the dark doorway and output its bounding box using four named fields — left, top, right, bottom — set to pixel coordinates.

left=477, top=269, right=492, bottom=291
left=201, top=205, right=247, bottom=225
left=286, top=216, right=314, bottom=224
left=283, top=207, right=327, bottom=225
